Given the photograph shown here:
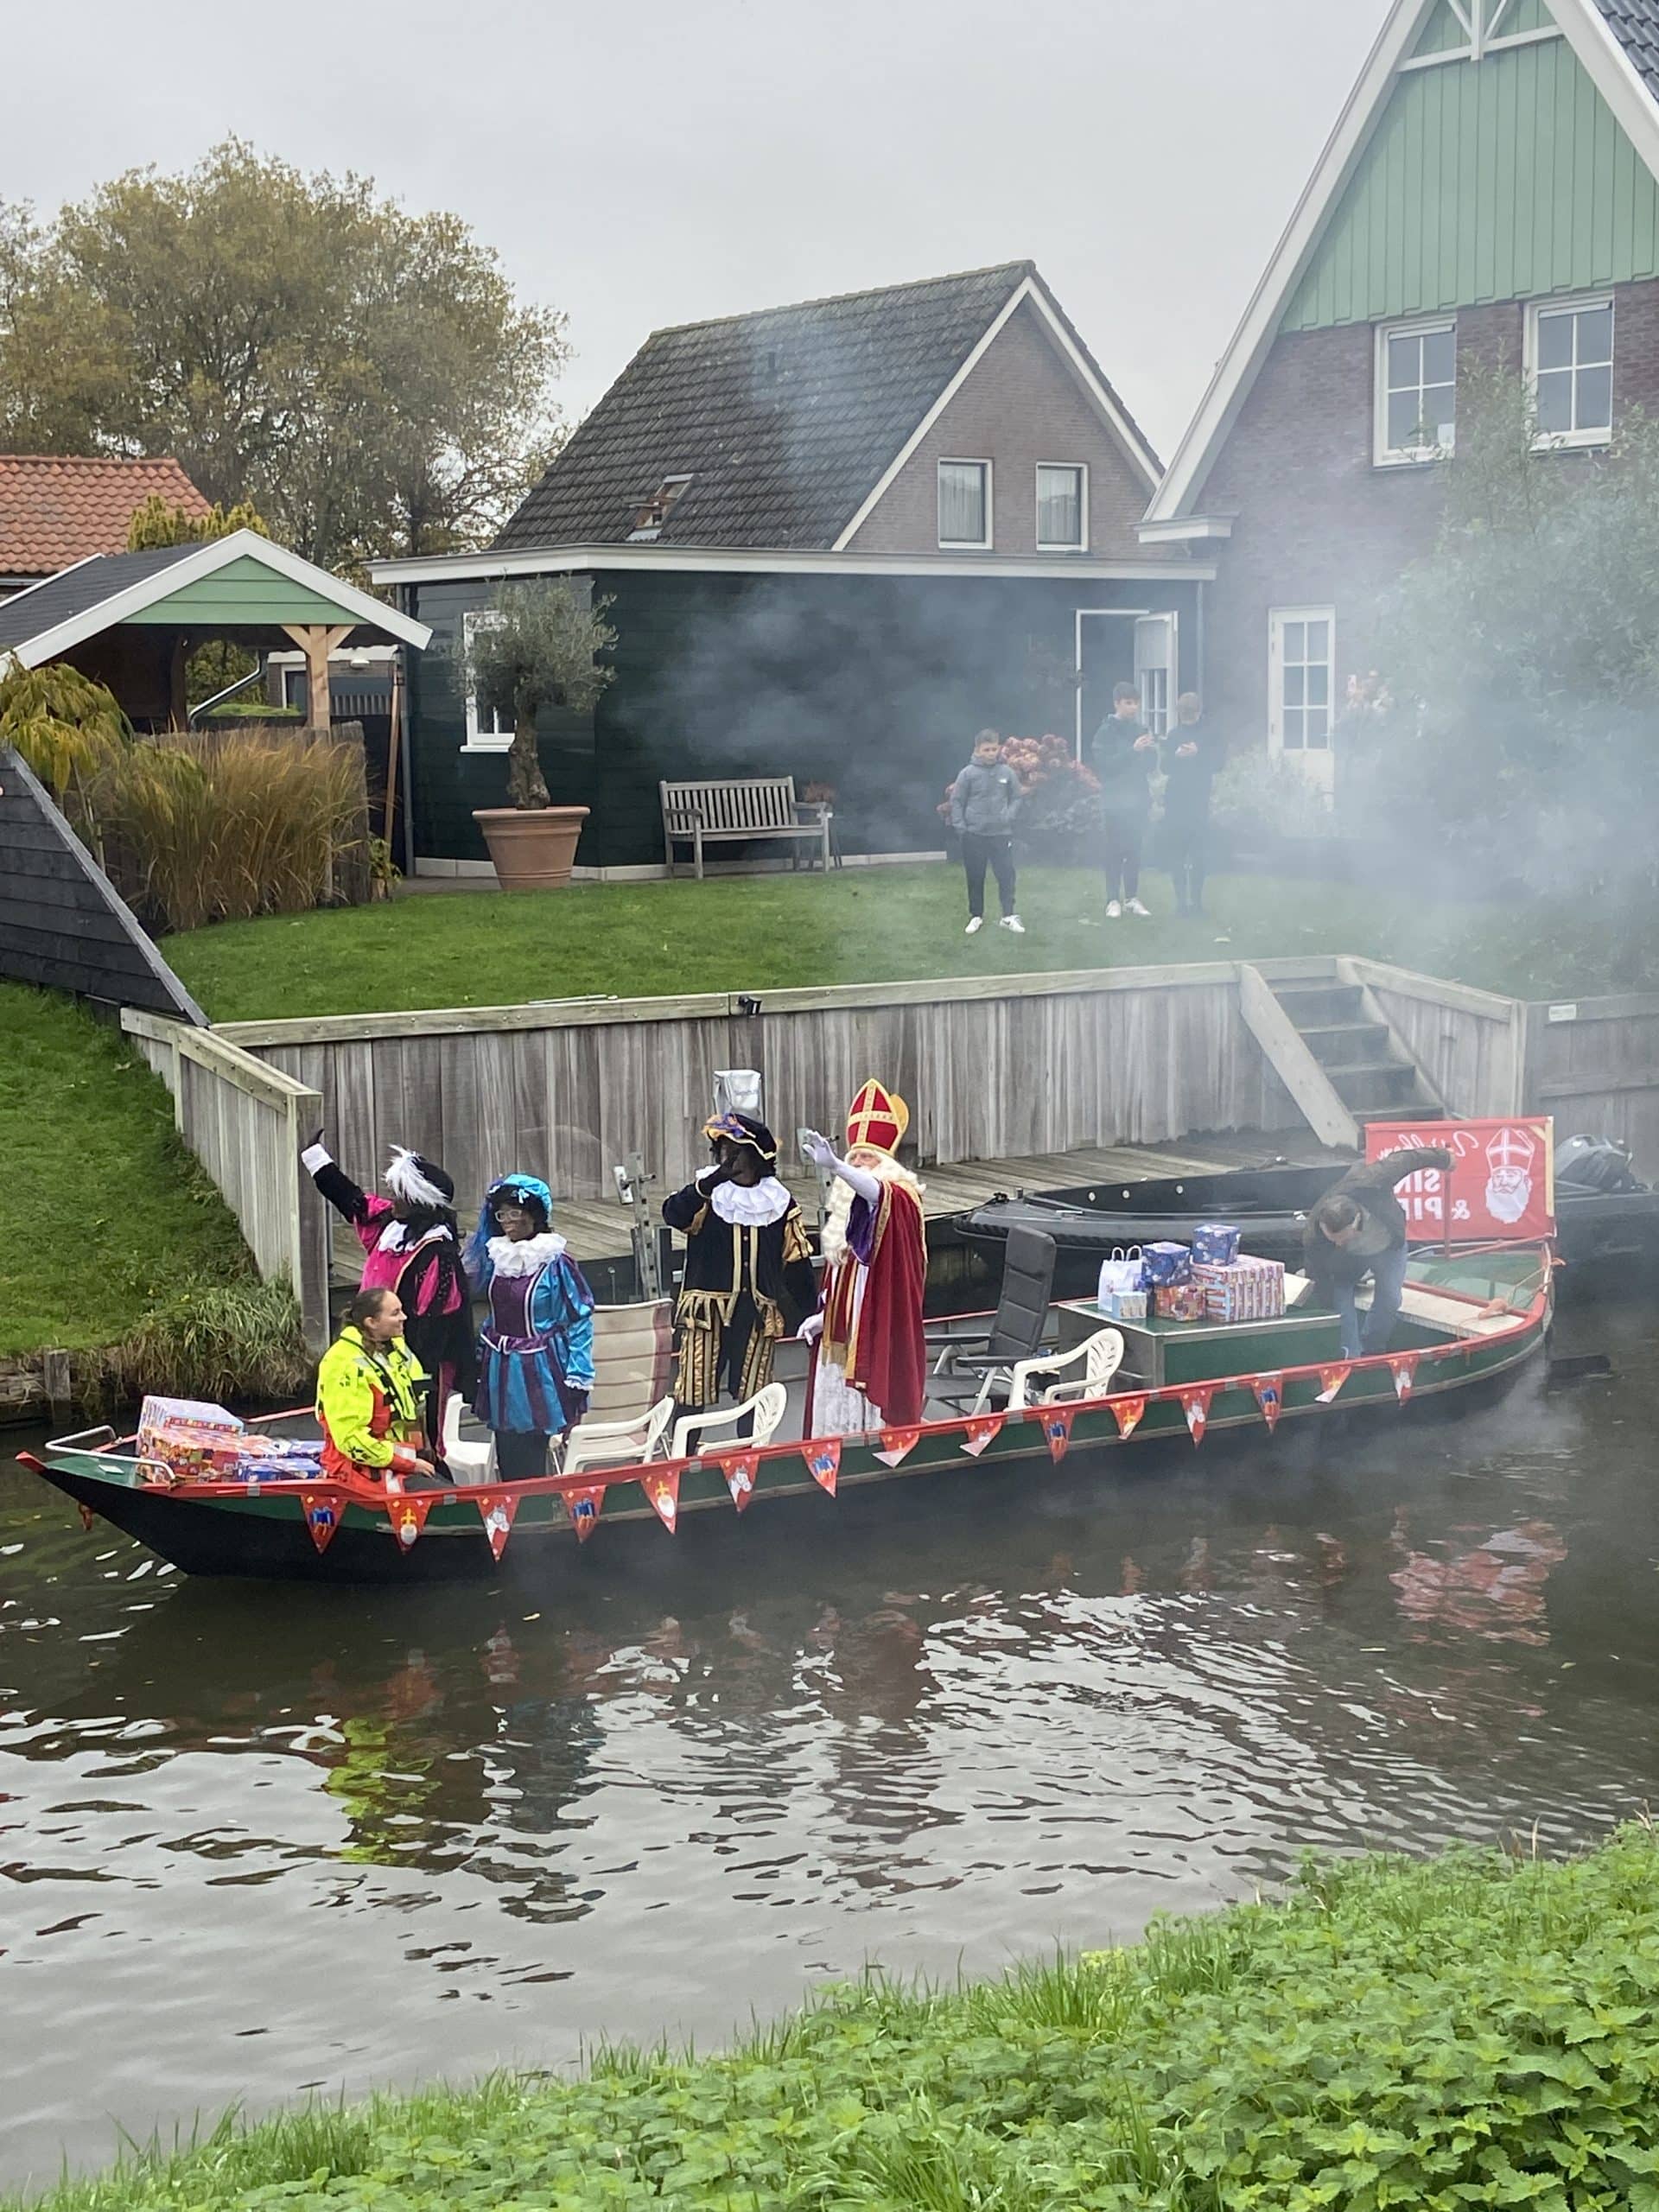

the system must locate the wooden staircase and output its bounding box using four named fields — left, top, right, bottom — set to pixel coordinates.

left=1238, top=967, right=1446, bottom=1151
